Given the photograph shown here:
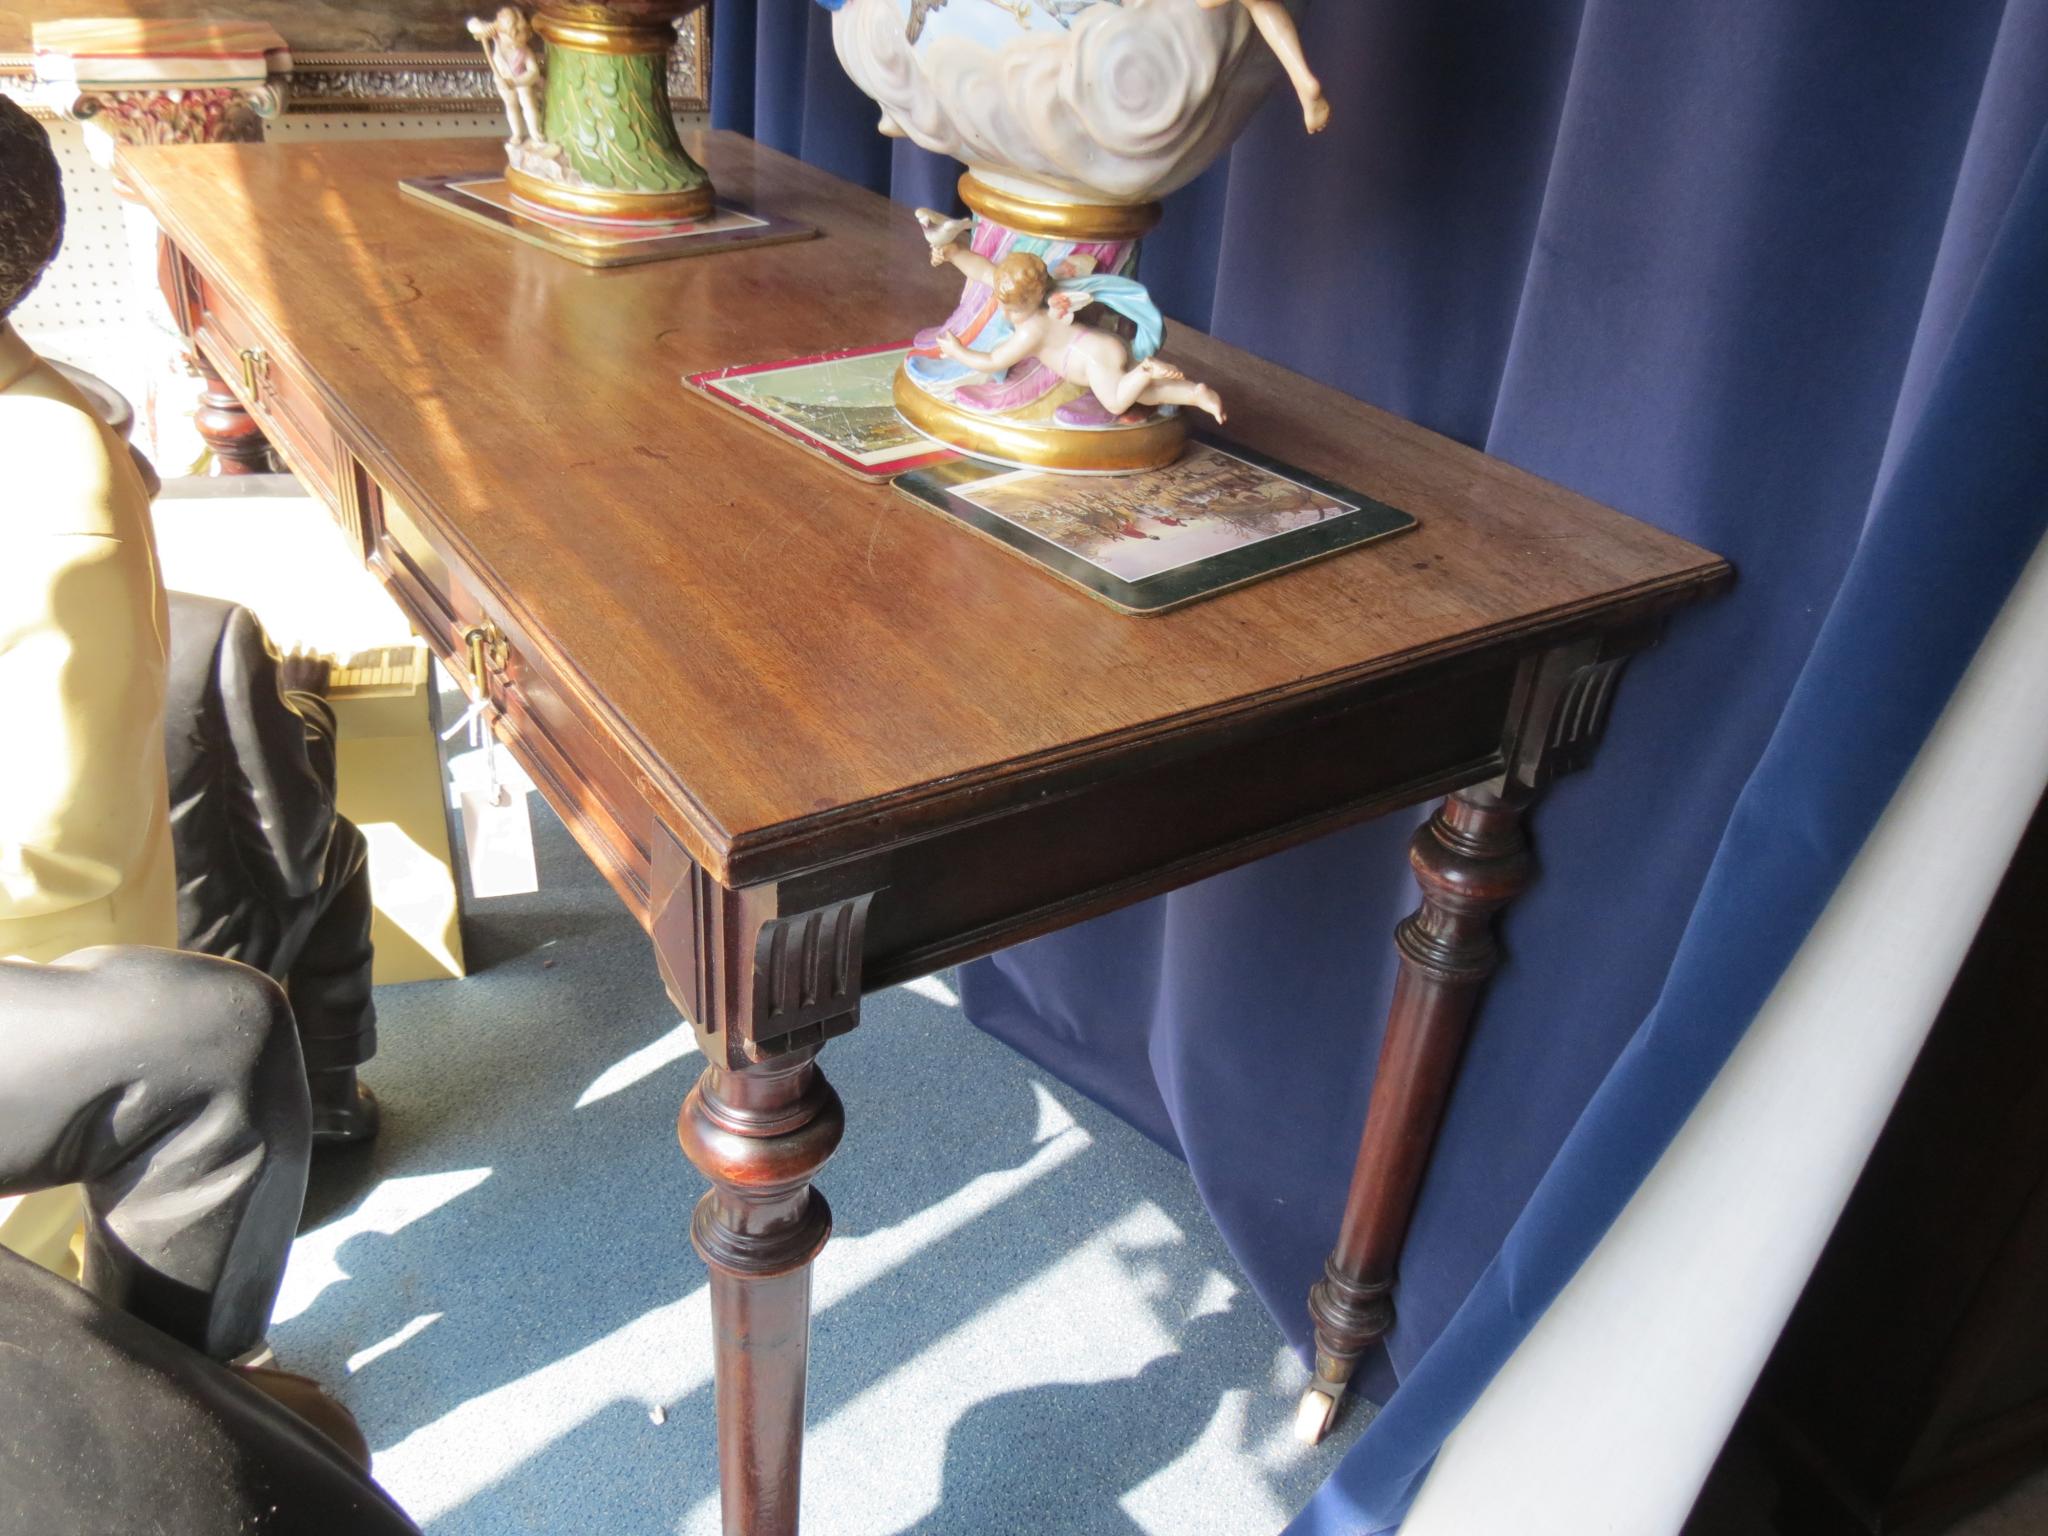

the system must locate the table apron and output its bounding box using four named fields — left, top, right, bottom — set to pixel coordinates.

left=158, top=235, right=1662, bottom=1062
left=781, top=661, right=1520, bottom=990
